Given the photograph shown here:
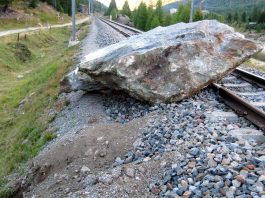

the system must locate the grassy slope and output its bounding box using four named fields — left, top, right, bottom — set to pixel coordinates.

left=0, top=2, right=86, bottom=31
left=0, top=22, right=88, bottom=193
